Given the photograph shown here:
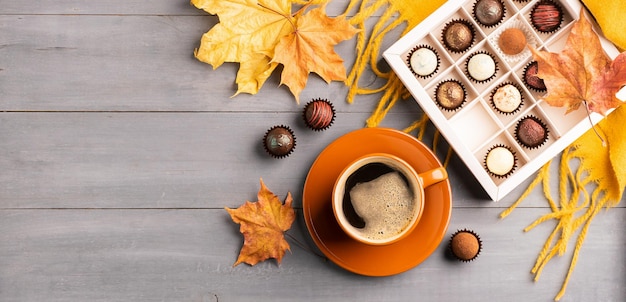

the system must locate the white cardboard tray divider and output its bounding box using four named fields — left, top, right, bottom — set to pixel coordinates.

left=383, top=0, right=622, bottom=201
